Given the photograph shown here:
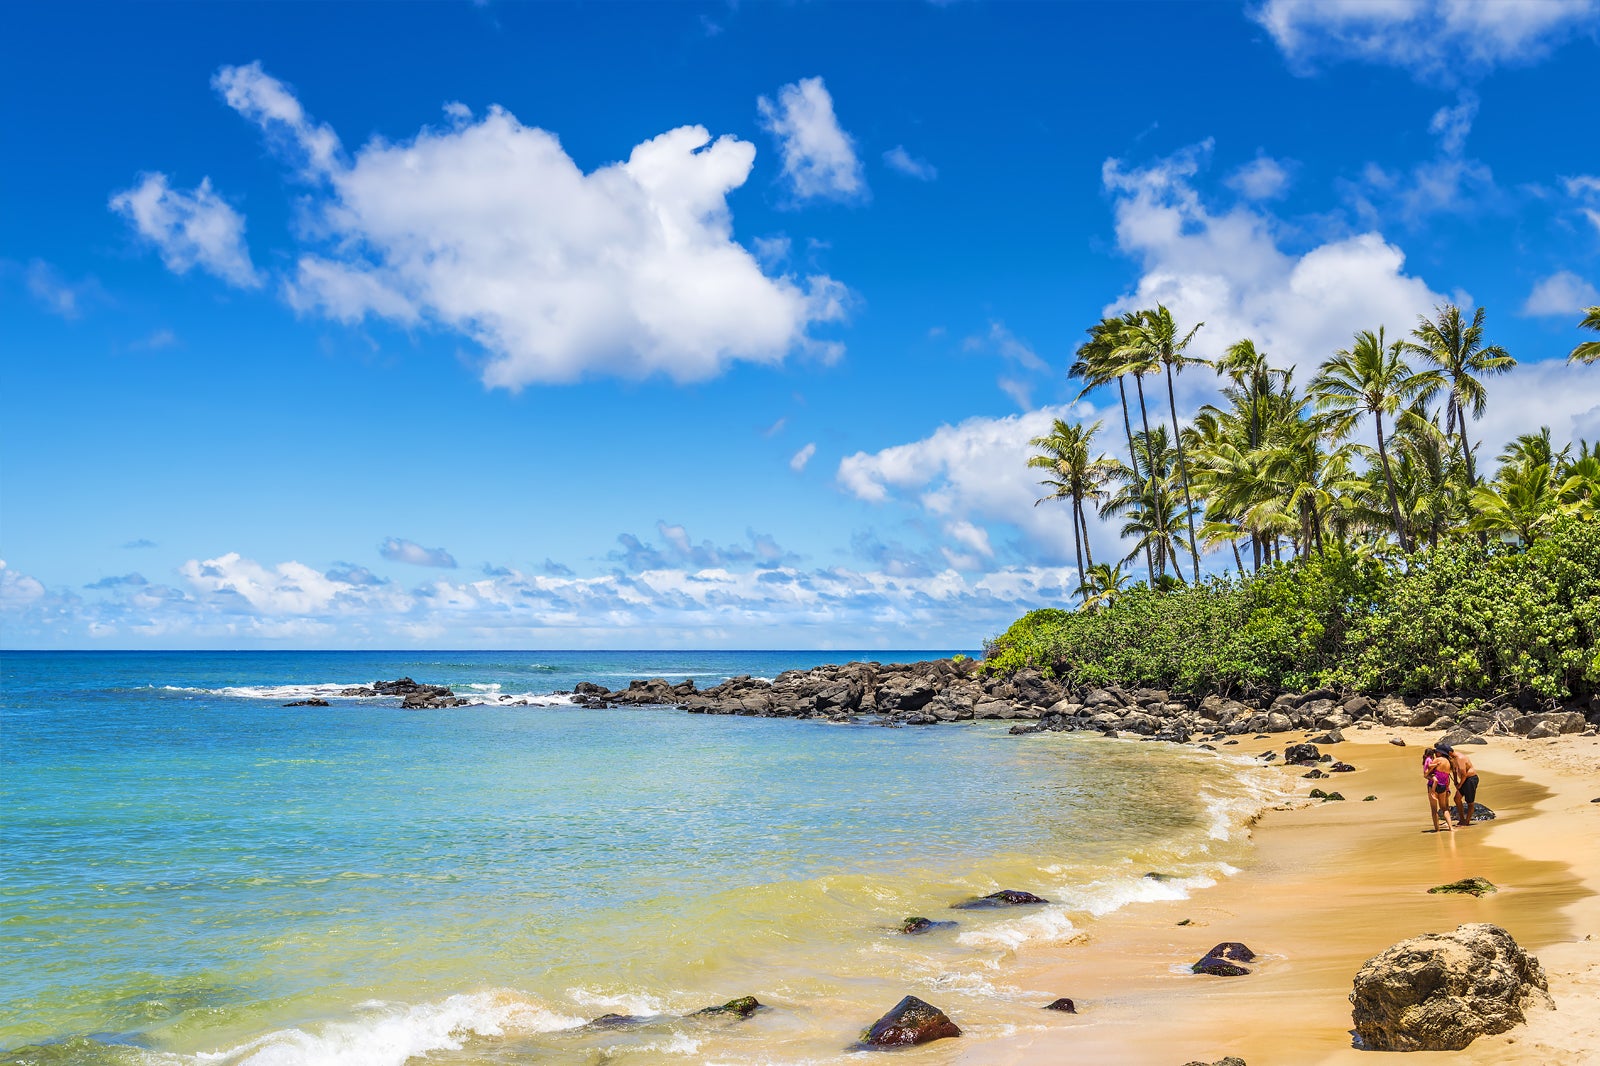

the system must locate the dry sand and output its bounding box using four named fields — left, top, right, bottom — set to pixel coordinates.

left=967, top=727, right=1600, bottom=1065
